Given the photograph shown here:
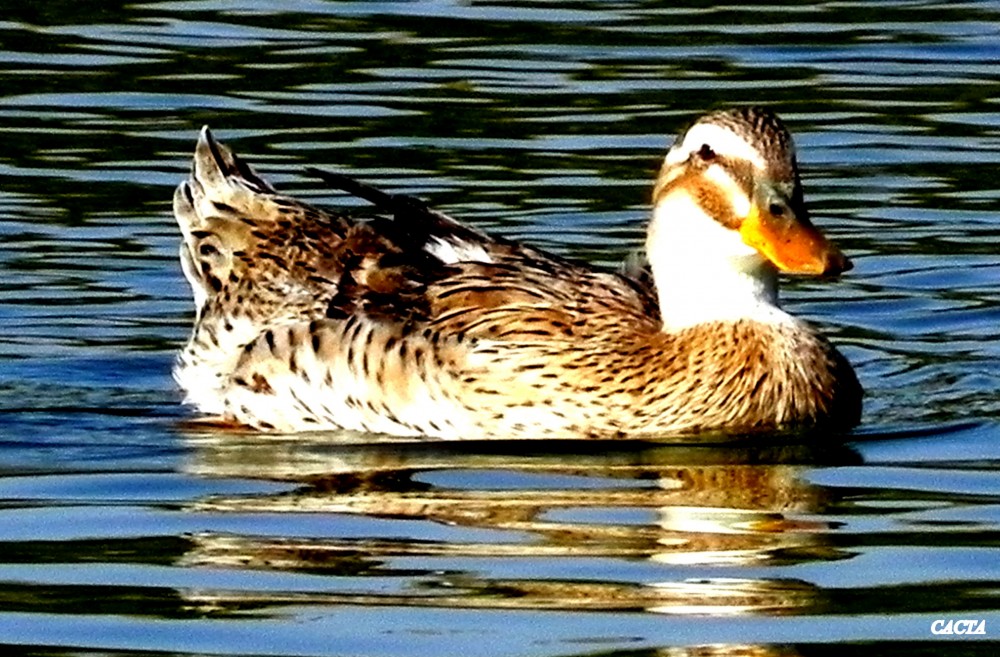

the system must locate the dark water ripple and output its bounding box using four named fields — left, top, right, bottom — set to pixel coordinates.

left=1, top=1, right=1000, bottom=655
